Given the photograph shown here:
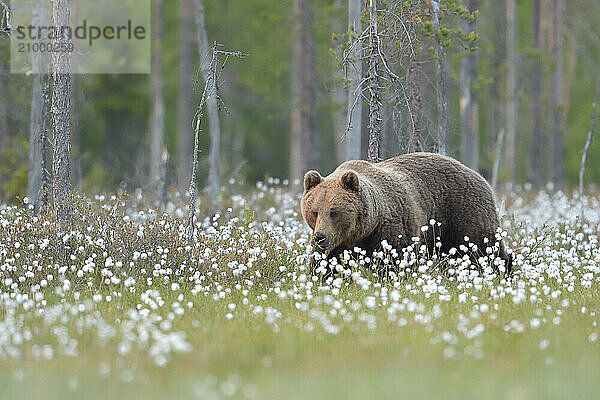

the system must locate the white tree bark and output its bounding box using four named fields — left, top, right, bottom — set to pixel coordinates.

left=0, top=56, right=8, bottom=198
left=0, top=1, right=9, bottom=191
left=460, top=0, right=479, bottom=171
left=505, top=0, right=517, bottom=183
left=51, top=0, right=72, bottom=223
left=367, top=0, right=381, bottom=163
left=579, top=104, right=595, bottom=222
left=550, top=0, right=564, bottom=189
left=344, top=0, right=362, bottom=161
left=177, top=0, right=194, bottom=193
left=290, top=0, right=318, bottom=187
left=149, top=0, right=165, bottom=190
left=194, top=0, right=221, bottom=204
left=430, top=0, right=448, bottom=155
left=528, top=0, right=543, bottom=188
left=187, top=46, right=215, bottom=242
left=27, top=1, right=49, bottom=214
left=492, top=129, right=505, bottom=192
